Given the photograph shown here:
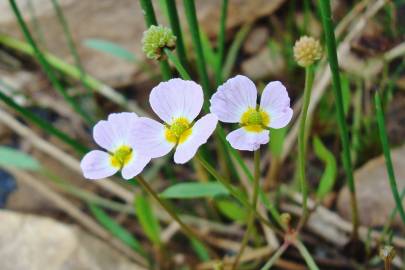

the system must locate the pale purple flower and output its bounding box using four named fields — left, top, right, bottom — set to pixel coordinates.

left=80, top=113, right=151, bottom=180
left=133, top=78, right=218, bottom=164
left=210, top=75, right=293, bottom=151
